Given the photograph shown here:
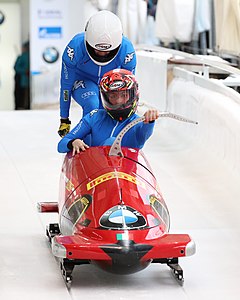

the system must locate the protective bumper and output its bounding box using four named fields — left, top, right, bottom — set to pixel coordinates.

left=52, top=233, right=196, bottom=260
